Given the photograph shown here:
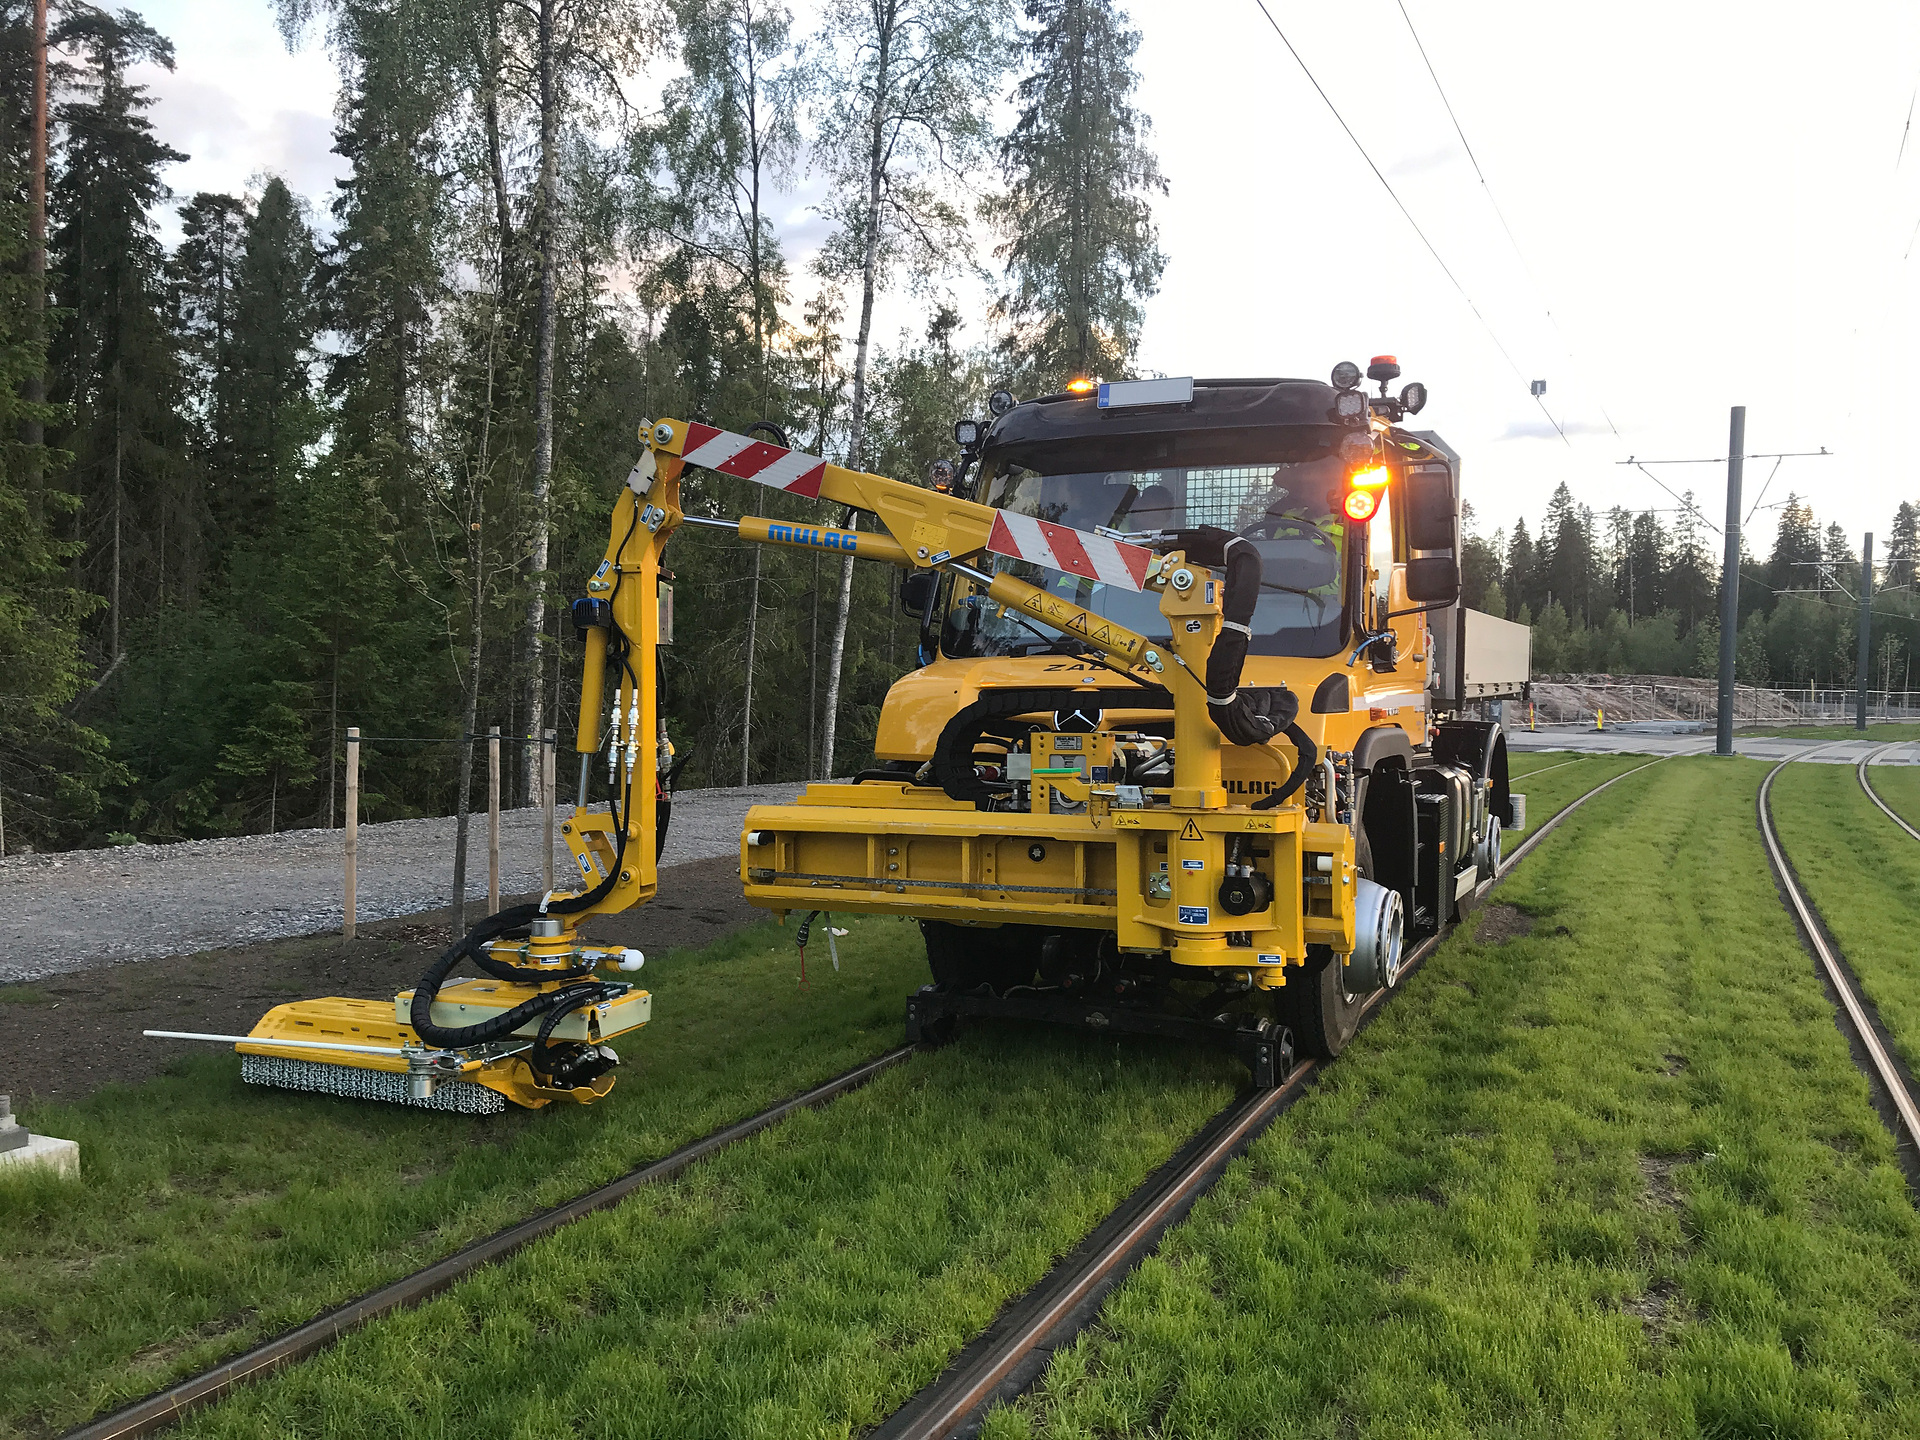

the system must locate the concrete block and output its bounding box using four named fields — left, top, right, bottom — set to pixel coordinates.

left=0, top=1132, right=80, bottom=1179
